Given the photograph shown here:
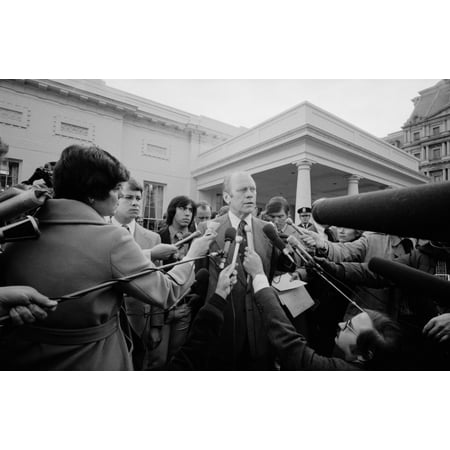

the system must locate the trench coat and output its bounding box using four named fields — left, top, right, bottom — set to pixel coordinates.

left=0, top=199, right=194, bottom=370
